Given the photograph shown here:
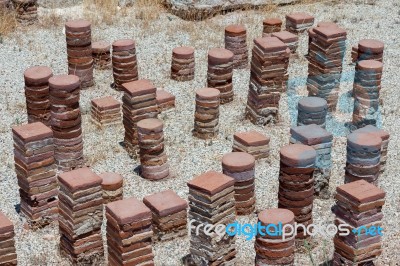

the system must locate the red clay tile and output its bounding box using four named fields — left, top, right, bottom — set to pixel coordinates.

left=100, top=172, right=123, bottom=191
left=347, top=132, right=382, bottom=151
left=58, top=167, right=102, bottom=193
left=222, top=152, right=255, bottom=172
left=156, top=89, right=175, bottom=104
left=336, top=180, right=385, bottom=204
left=106, top=197, right=151, bottom=225
left=286, top=12, right=314, bottom=23
left=225, top=24, right=246, bottom=36
left=358, top=39, right=384, bottom=54
left=280, top=144, right=316, bottom=167
left=137, top=118, right=163, bottom=134
left=172, top=46, right=194, bottom=59
left=12, top=122, right=53, bottom=142
left=208, top=48, right=234, bottom=65
left=122, top=79, right=156, bottom=96
left=290, top=124, right=332, bottom=145
left=298, top=97, right=327, bottom=112
left=143, top=189, right=187, bottom=216
left=263, top=18, right=282, bottom=26
left=187, top=171, right=234, bottom=195
left=258, top=208, right=294, bottom=226
left=234, top=131, right=270, bottom=146
left=24, top=66, right=53, bottom=85
left=112, top=39, right=135, bottom=51
left=254, top=37, right=287, bottom=52
left=196, top=88, right=220, bottom=100
left=49, top=75, right=80, bottom=91
left=272, top=31, right=298, bottom=42
left=65, top=19, right=91, bottom=32
left=357, top=60, right=383, bottom=72
left=91, top=96, right=120, bottom=110
left=0, top=212, right=14, bottom=234
left=92, top=41, right=110, bottom=53
left=353, top=125, right=389, bottom=141
left=313, top=26, right=347, bottom=39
